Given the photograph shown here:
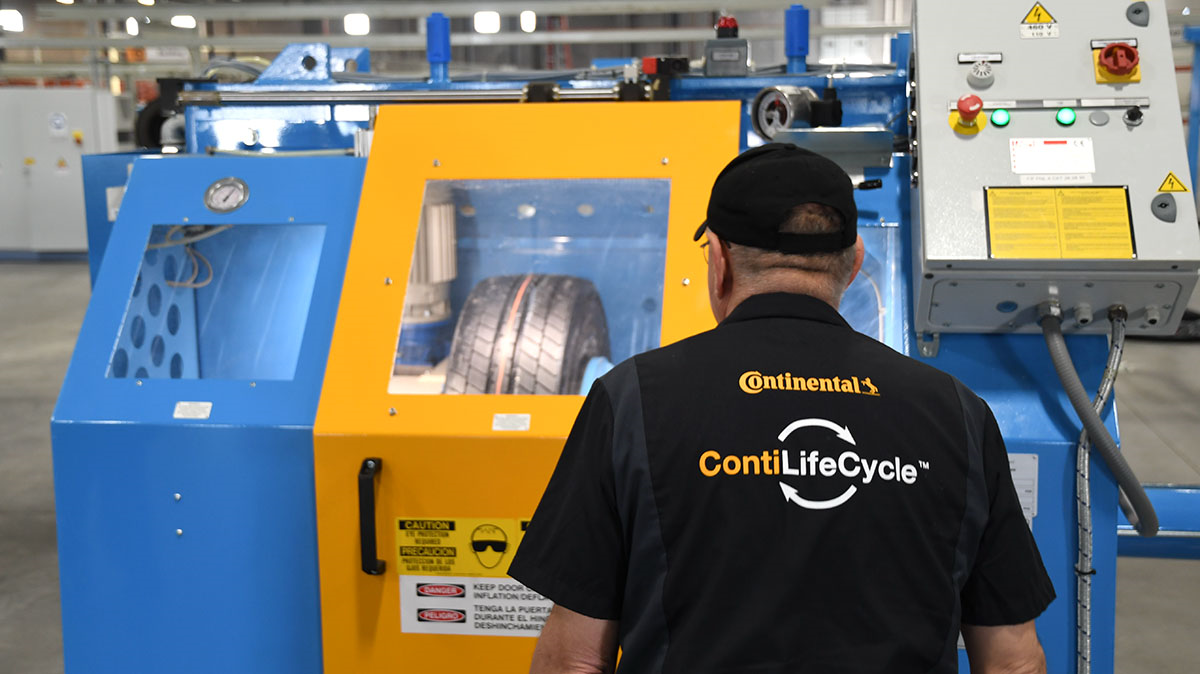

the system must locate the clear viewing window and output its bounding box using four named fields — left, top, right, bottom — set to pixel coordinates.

left=390, top=179, right=670, bottom=396
left=108, top=223, right=326, bottom=381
